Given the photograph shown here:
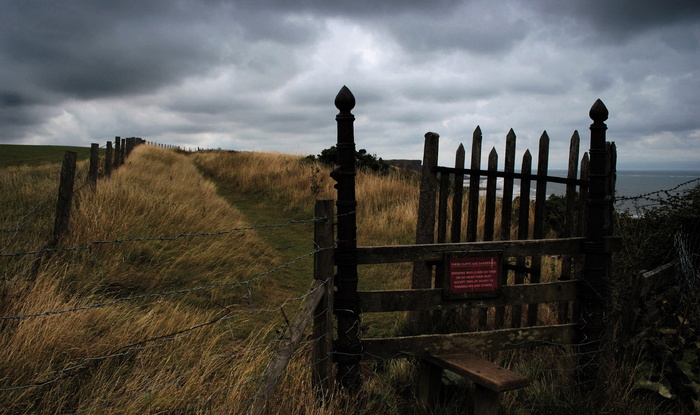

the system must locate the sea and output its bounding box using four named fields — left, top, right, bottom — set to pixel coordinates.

left=473, top=170, right=700, bottom=214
